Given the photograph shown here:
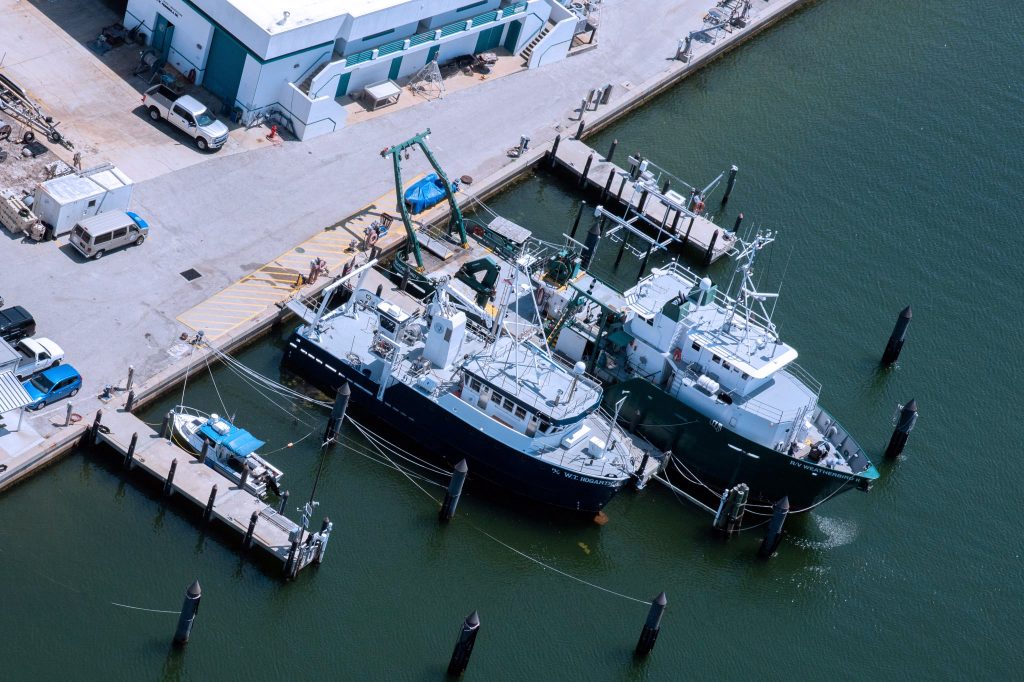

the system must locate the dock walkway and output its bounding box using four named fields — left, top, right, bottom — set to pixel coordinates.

left=548, top=138, right=735, bottom=264
left=92, top=408, right=328, bottom=578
